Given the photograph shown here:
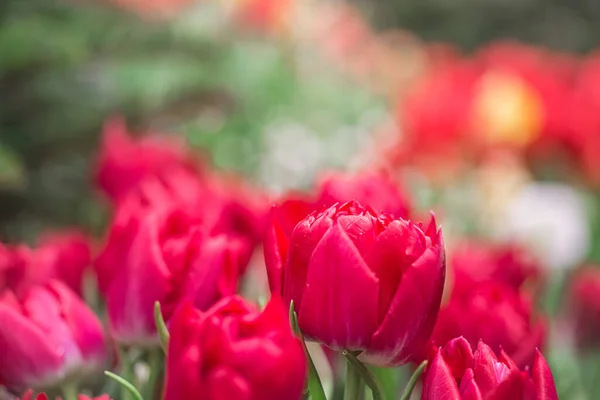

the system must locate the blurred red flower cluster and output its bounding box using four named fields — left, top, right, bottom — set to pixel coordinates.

left=391, top=42, right=600, bottom=186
